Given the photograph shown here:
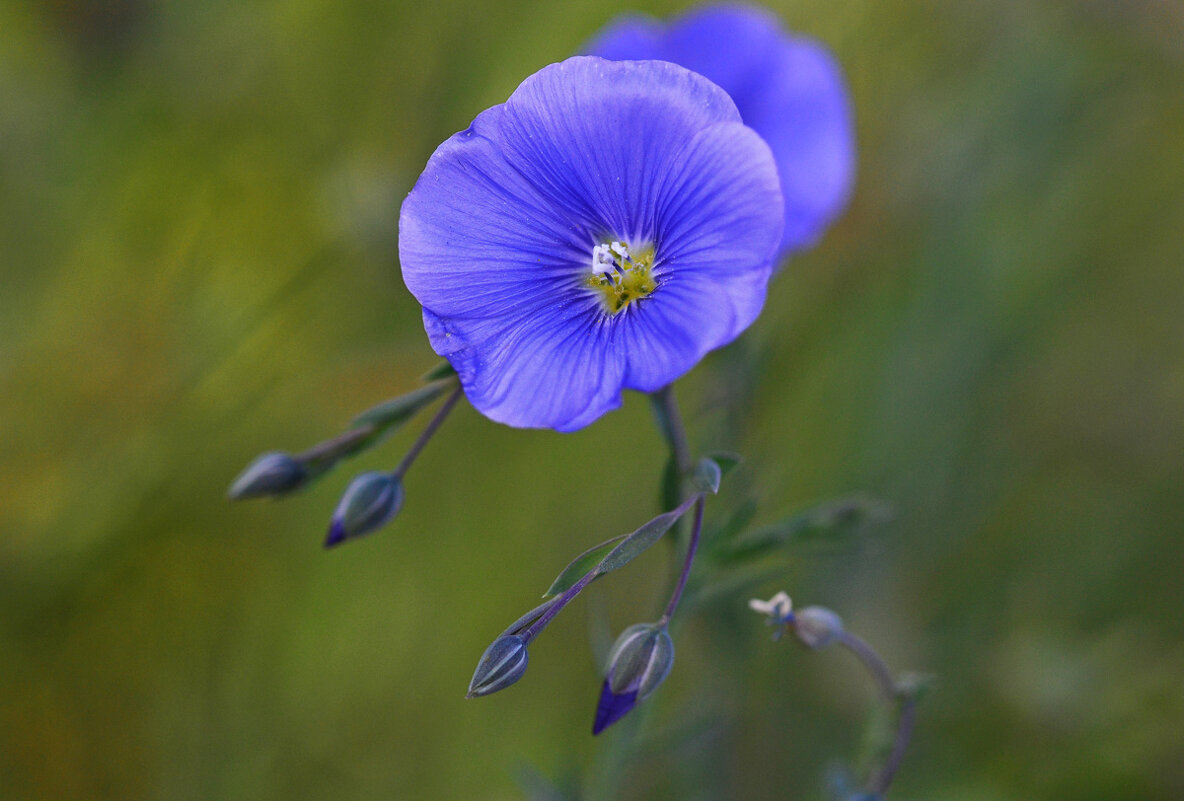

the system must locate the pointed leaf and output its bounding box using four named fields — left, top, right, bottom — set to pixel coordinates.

left=351, top=381, right=451, bottom=430
left=597, top=495, right=699, bottom=575
left=544, top=535, right=627, bottom=599
left=298, top=424, right=382, bottom=475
